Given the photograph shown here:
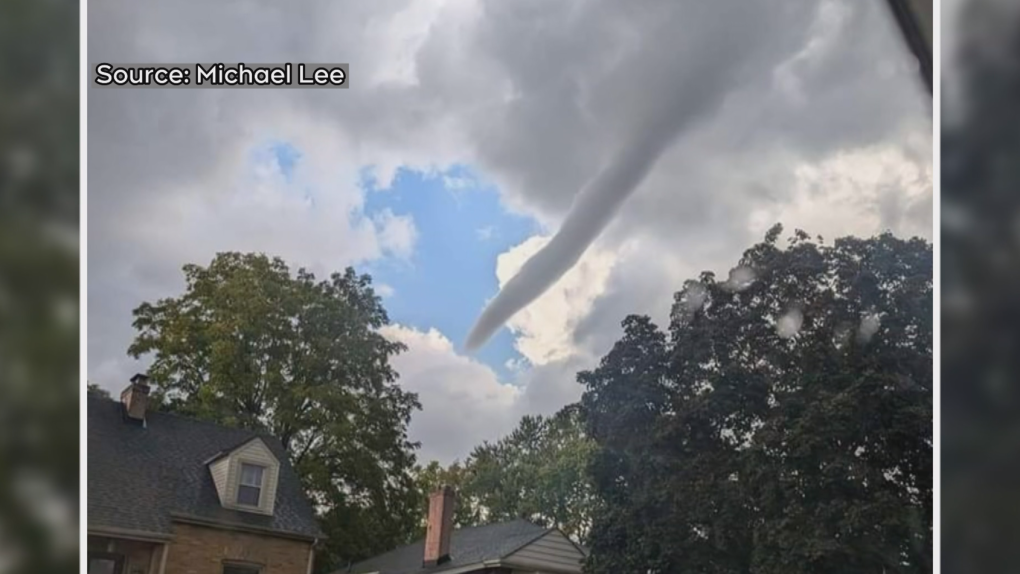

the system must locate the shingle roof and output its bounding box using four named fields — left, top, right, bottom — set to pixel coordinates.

left=346, top=519, right=550, bottom=574
left=87, top=393, right=324, bottom=539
